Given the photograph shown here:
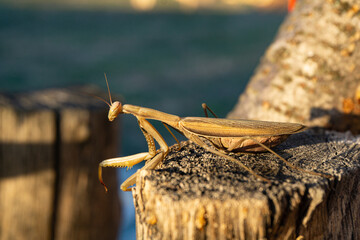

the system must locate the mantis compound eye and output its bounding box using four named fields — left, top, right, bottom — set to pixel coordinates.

left=108, top=101, right=122, bottom=121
